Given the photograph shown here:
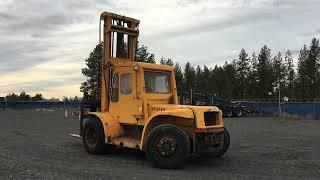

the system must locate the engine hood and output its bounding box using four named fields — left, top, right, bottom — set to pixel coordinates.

left=147, top=104, right=224, bottom=129
left=148, top=104, right=220, bottom=118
